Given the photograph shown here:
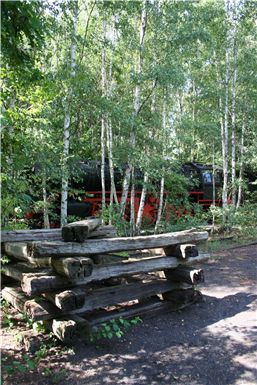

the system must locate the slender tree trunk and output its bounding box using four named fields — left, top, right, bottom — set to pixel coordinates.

left=155, top=93, right=167, bottom=233
left=107, top=119, right=118, bottom=206
left=236, top=121, right=245, bottom=209
left=120, top=166, right=131, bottom=217
left=106, top=35, right=118, bottom=210
left=101, top=18, right=107, bottom=214
left=42, top=171, right=50, bottom=229
left=129, top=2, right=147, bottom=235
left=221, top=0, right=231, bottom=221
left=135, top=172, right=149, bottom=233
left=130, top=166, right=136, bottom=235
left=155, top=176, right=165, bottom=234
left=60, top=2, right=78, bottom=226
left=231, top=2, right=237, bottom=206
